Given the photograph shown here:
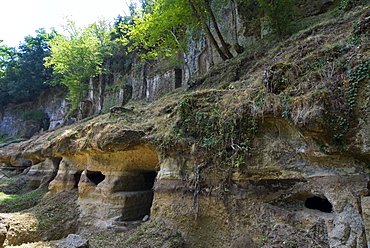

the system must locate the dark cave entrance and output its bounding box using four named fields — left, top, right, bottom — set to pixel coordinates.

left=74, top=171, right=82, bottom=188
left=174, top=67, right=182, bottom=88
left=305, top=196, right=333, bottom=213
left=117, top=170, right=158, bottom=221
left=141, top=171, right=157, bottom=190
left=86, top=170, right=105, bottom=185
